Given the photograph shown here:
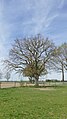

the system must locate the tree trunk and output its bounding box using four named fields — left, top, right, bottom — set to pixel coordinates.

left=61, top=64, right=64, bottom=82
left=35, top=76, right=39, bottom=86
